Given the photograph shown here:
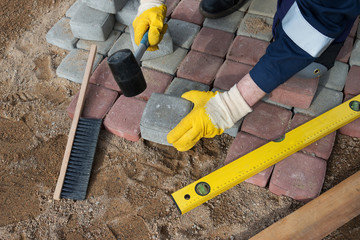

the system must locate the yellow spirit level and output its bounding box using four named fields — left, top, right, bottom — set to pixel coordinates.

left=171, top=95, right=360, bottom=214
